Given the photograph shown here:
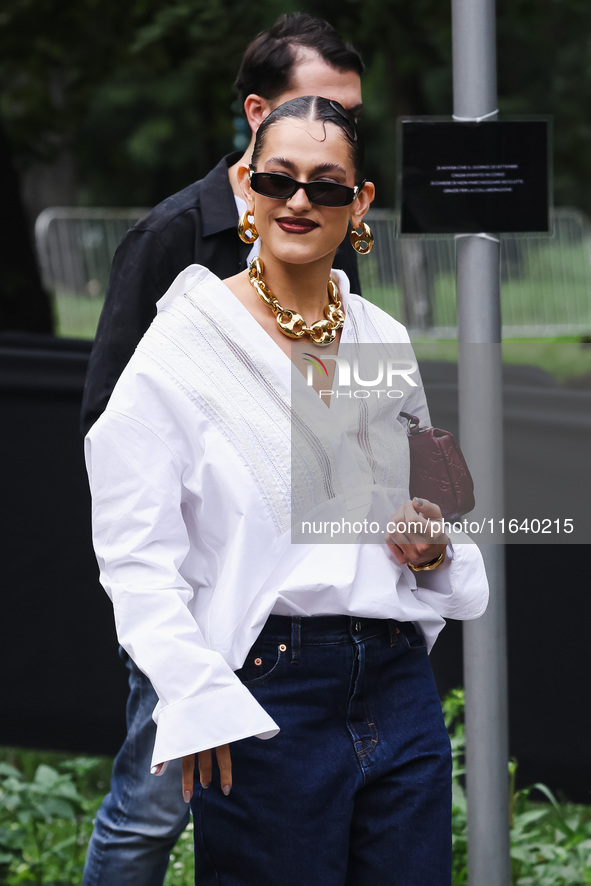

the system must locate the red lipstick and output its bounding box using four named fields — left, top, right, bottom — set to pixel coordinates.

left=276, top=217, right=319, bottom=234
